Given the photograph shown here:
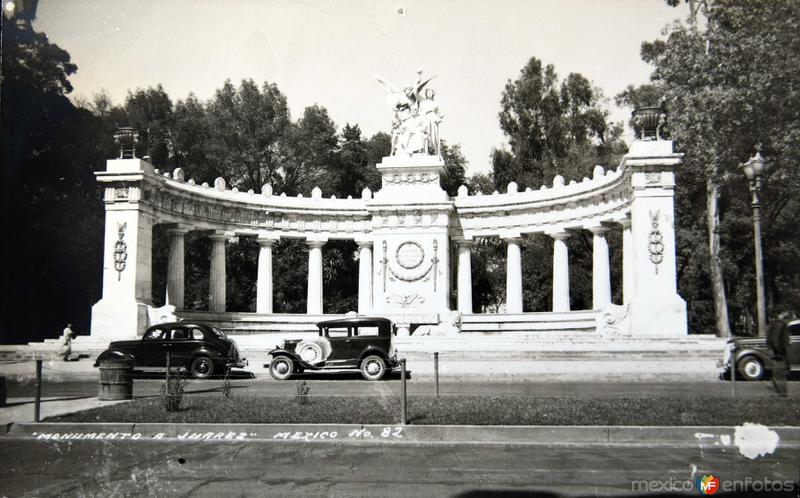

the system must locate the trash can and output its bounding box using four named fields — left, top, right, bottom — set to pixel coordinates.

left=98, top=358, right=133, bottom=401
